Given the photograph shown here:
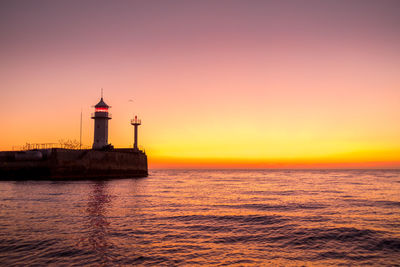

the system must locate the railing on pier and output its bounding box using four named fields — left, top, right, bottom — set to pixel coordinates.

left=12, top=143, right=91, bottom=151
